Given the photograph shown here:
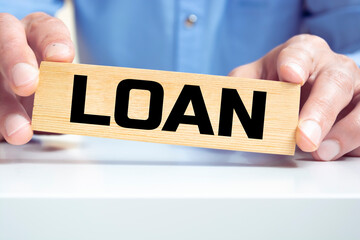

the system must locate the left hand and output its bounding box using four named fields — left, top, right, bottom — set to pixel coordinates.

left=229, top=34, right=360, bottom=161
